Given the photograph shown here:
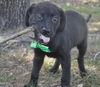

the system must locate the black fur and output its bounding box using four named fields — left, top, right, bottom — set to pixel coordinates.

left=24, top=1, right=90, bottom=87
